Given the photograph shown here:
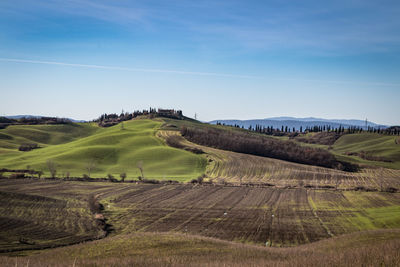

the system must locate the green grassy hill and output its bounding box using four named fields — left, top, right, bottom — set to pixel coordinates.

left=0, top=119, right=206, bottom=181
left=332, top=133, right=400, bottom=169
